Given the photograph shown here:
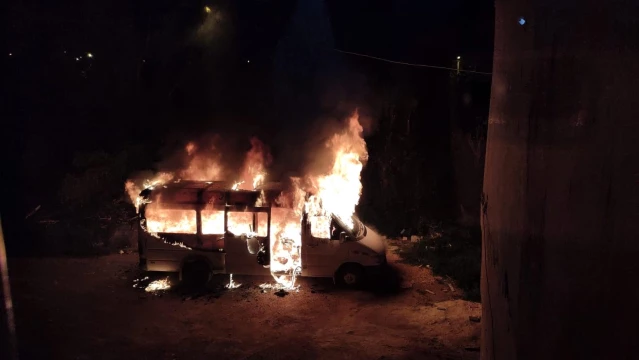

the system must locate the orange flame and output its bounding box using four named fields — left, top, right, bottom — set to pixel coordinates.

left=180, top=142, right=223, bottom=181
left=125, top=172, right=174, bottom=213
left=306, top=111, right=367, bottom=229
left=238, top=137, right=272, bottom=190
